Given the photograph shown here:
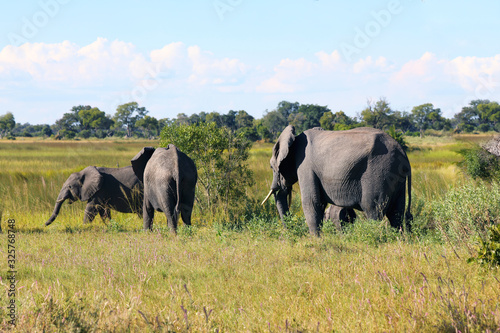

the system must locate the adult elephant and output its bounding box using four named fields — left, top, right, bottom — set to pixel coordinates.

left=45, top=166, right=143, bottom=226
left=262, top=126, right=412, bottom=236
left=131, top=145, right=197, bottom=232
